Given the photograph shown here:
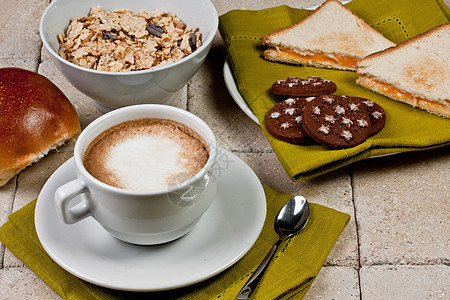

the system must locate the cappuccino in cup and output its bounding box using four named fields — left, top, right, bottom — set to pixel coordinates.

left=55, top=104, right=217, bottom=245
left=83, top=118, right=209, bottom=191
